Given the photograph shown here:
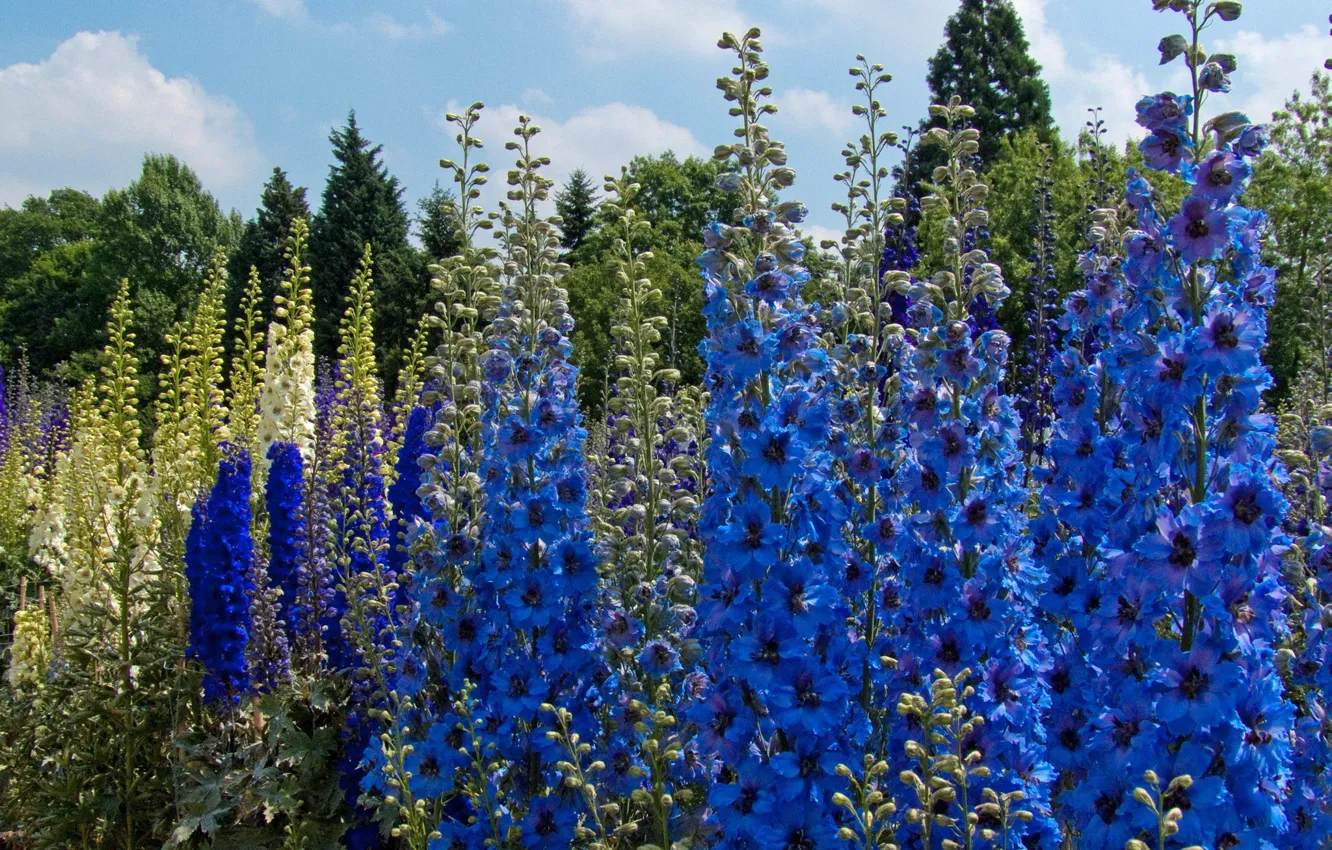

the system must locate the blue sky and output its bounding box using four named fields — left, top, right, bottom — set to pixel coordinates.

left=1, top=1, right=1326, bottom=242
